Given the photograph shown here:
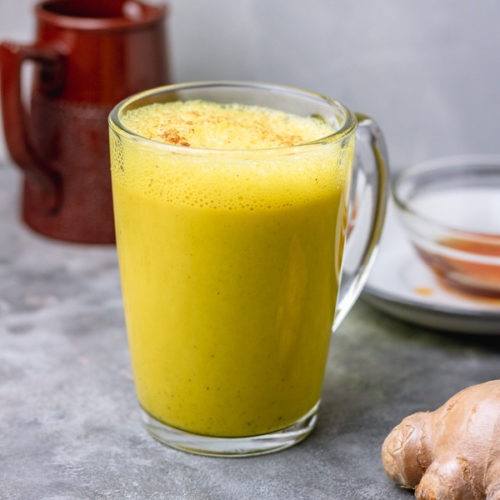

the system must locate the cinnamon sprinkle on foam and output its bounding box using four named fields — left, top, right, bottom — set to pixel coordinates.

left=122, top=100, right=335, bottom=150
